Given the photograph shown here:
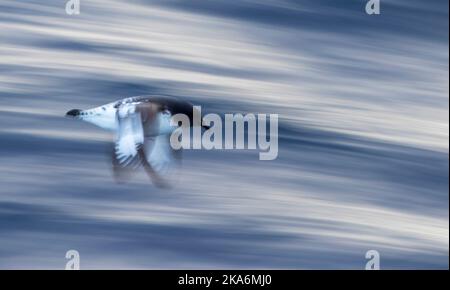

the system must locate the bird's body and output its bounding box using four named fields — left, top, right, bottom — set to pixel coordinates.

left=66, top=95, right=198, bottom=187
